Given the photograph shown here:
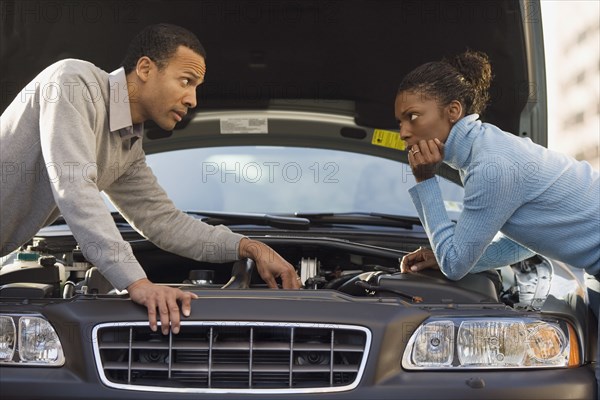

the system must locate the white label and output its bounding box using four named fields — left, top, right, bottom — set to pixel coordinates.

left=443, top=200, right=464, bottom=212
left=220, top=118, right=268, bottom=134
